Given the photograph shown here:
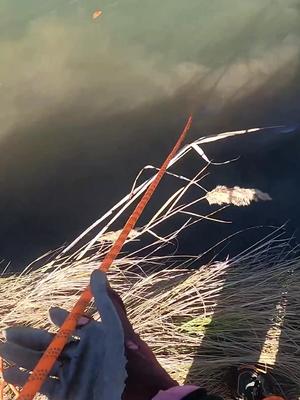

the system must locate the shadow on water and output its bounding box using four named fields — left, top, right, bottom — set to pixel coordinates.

left=178, top=45, right=300, bottom=263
